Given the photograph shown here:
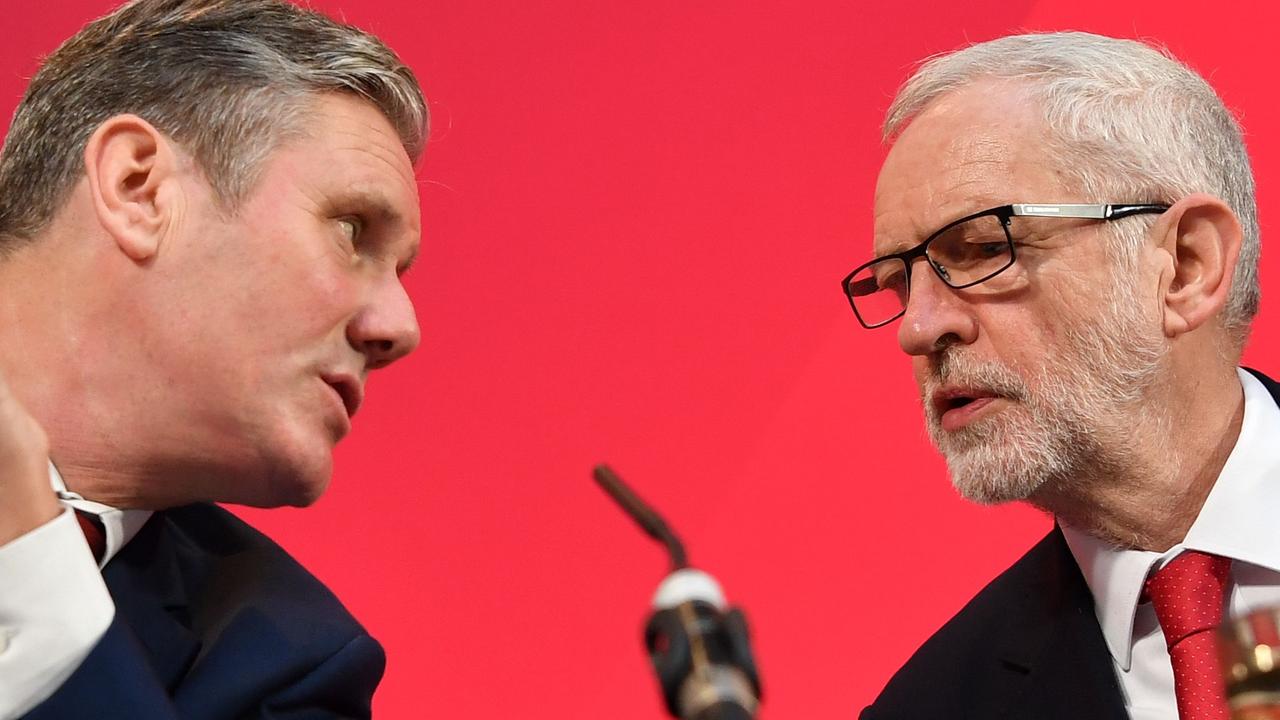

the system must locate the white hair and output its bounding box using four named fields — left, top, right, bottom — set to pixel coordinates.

left=884, top=31, right=1259, bottom=342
